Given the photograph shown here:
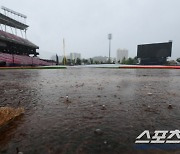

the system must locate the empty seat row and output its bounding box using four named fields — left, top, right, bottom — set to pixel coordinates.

left=0, top=52, right=55, bottom=66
